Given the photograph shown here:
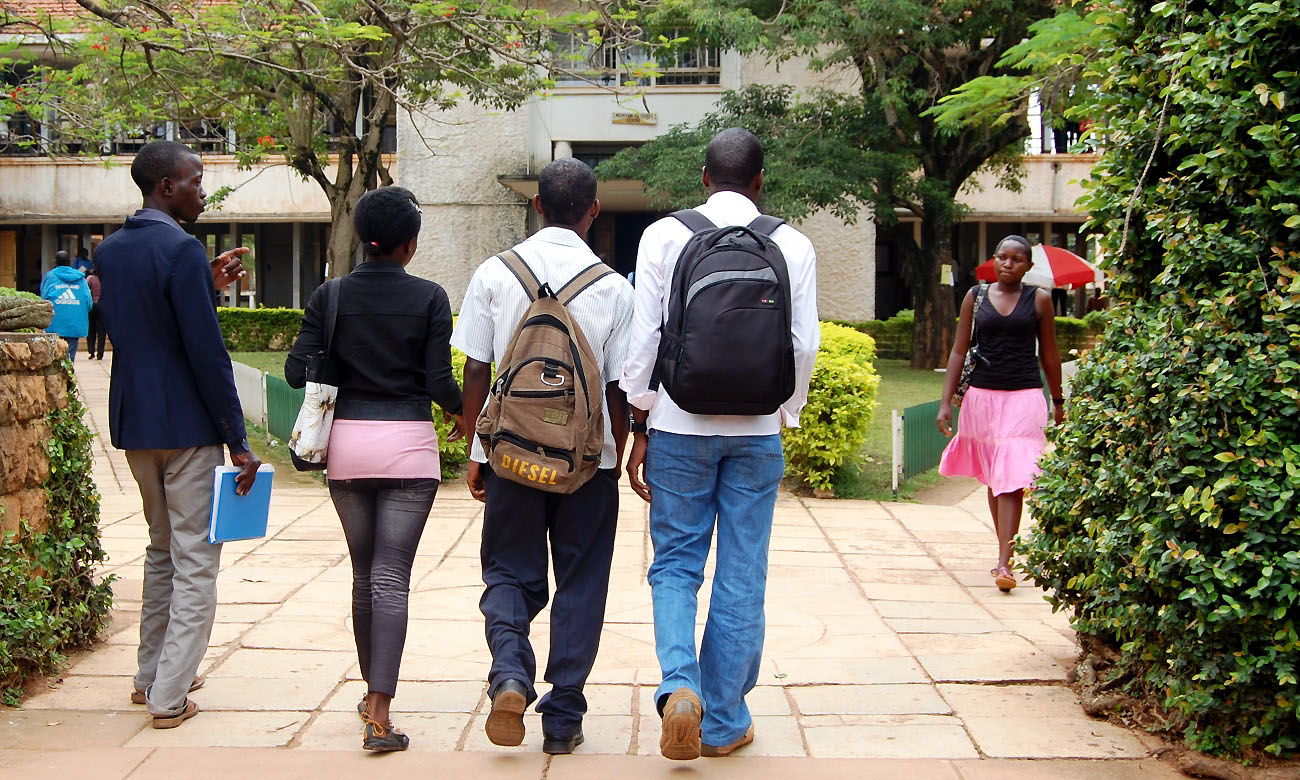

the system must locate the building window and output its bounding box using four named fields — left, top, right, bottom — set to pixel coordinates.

left=550, top=31, right=721, bottom=88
